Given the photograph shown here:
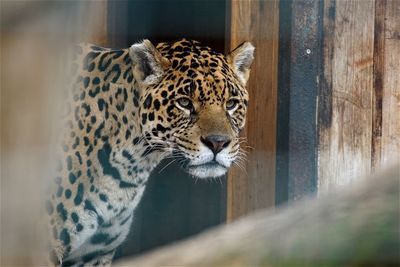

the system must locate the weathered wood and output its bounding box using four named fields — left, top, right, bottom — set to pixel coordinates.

left=372, top=0, right=386, bottom=171
left=116, top=167, right=400, bottom=266
left=227, top=0, right=279, bottom=221
left=288, top=0, right=322, bottom=200
left=385, top=0, right=400, bottom=40
left=318, top=0, right=375, bottom=190
left=380, top=0, right=400, bottom=168
left=381, top=39, right=400, bottom=167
